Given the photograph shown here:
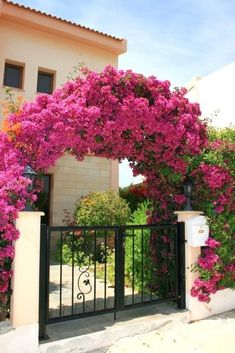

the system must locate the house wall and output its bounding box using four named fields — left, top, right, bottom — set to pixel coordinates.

left=0, top=18, right=118, bottom=108
left=50, top=155, right=116, bottom=225
left=0, top=17, right=120, bottom=225
left=187, top=62, right=235, bottom=128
